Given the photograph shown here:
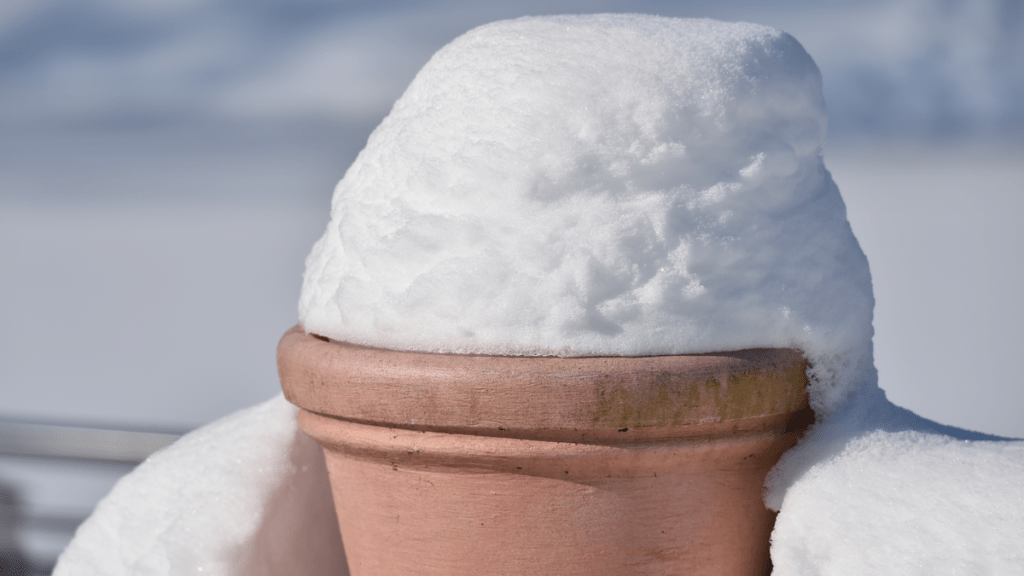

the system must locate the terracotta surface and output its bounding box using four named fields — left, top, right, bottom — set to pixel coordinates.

left=278, top=325, right=813, bottom=576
